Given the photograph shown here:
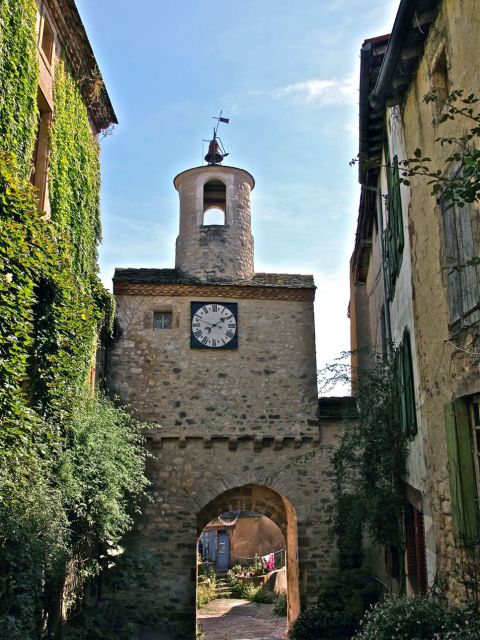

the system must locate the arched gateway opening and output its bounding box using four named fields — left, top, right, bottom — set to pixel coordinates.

left=196, top=484, right=300, bottom=635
